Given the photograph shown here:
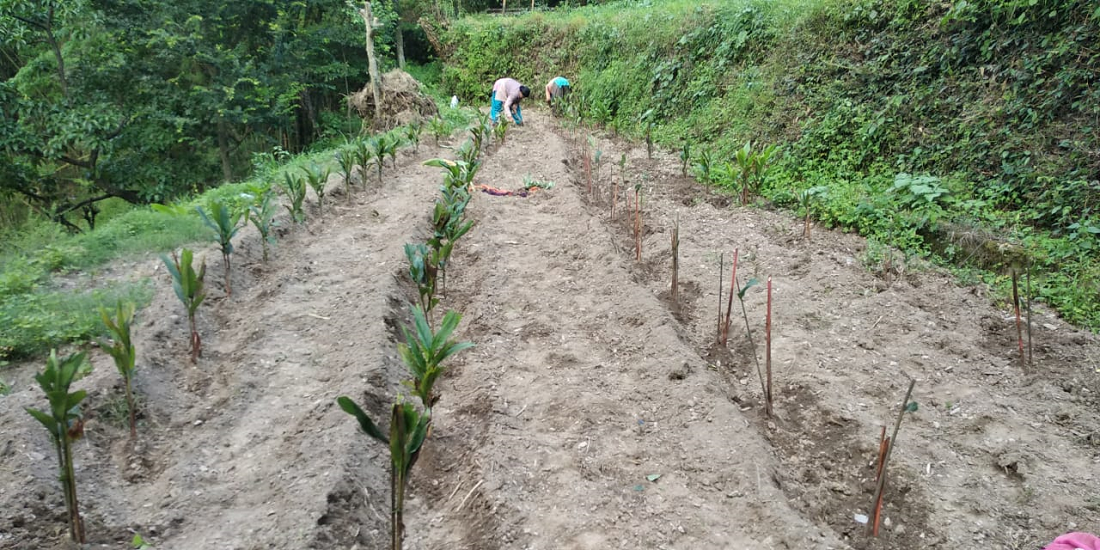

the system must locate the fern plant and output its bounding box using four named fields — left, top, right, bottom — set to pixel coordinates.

left=99, top=301, right=138, bottom=438
left=280, top=172, right=308, bottom=224
left=161, top=249, right=206, bottom=363
left=337, top=396, right=429, bottom=550
left=248, top=190, right=278, bottom=262
left=196, top=201, right=242, bottom=297
left=302, top=163, right=332, bottom=215
left=25, top=350, right=89, bottom=543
